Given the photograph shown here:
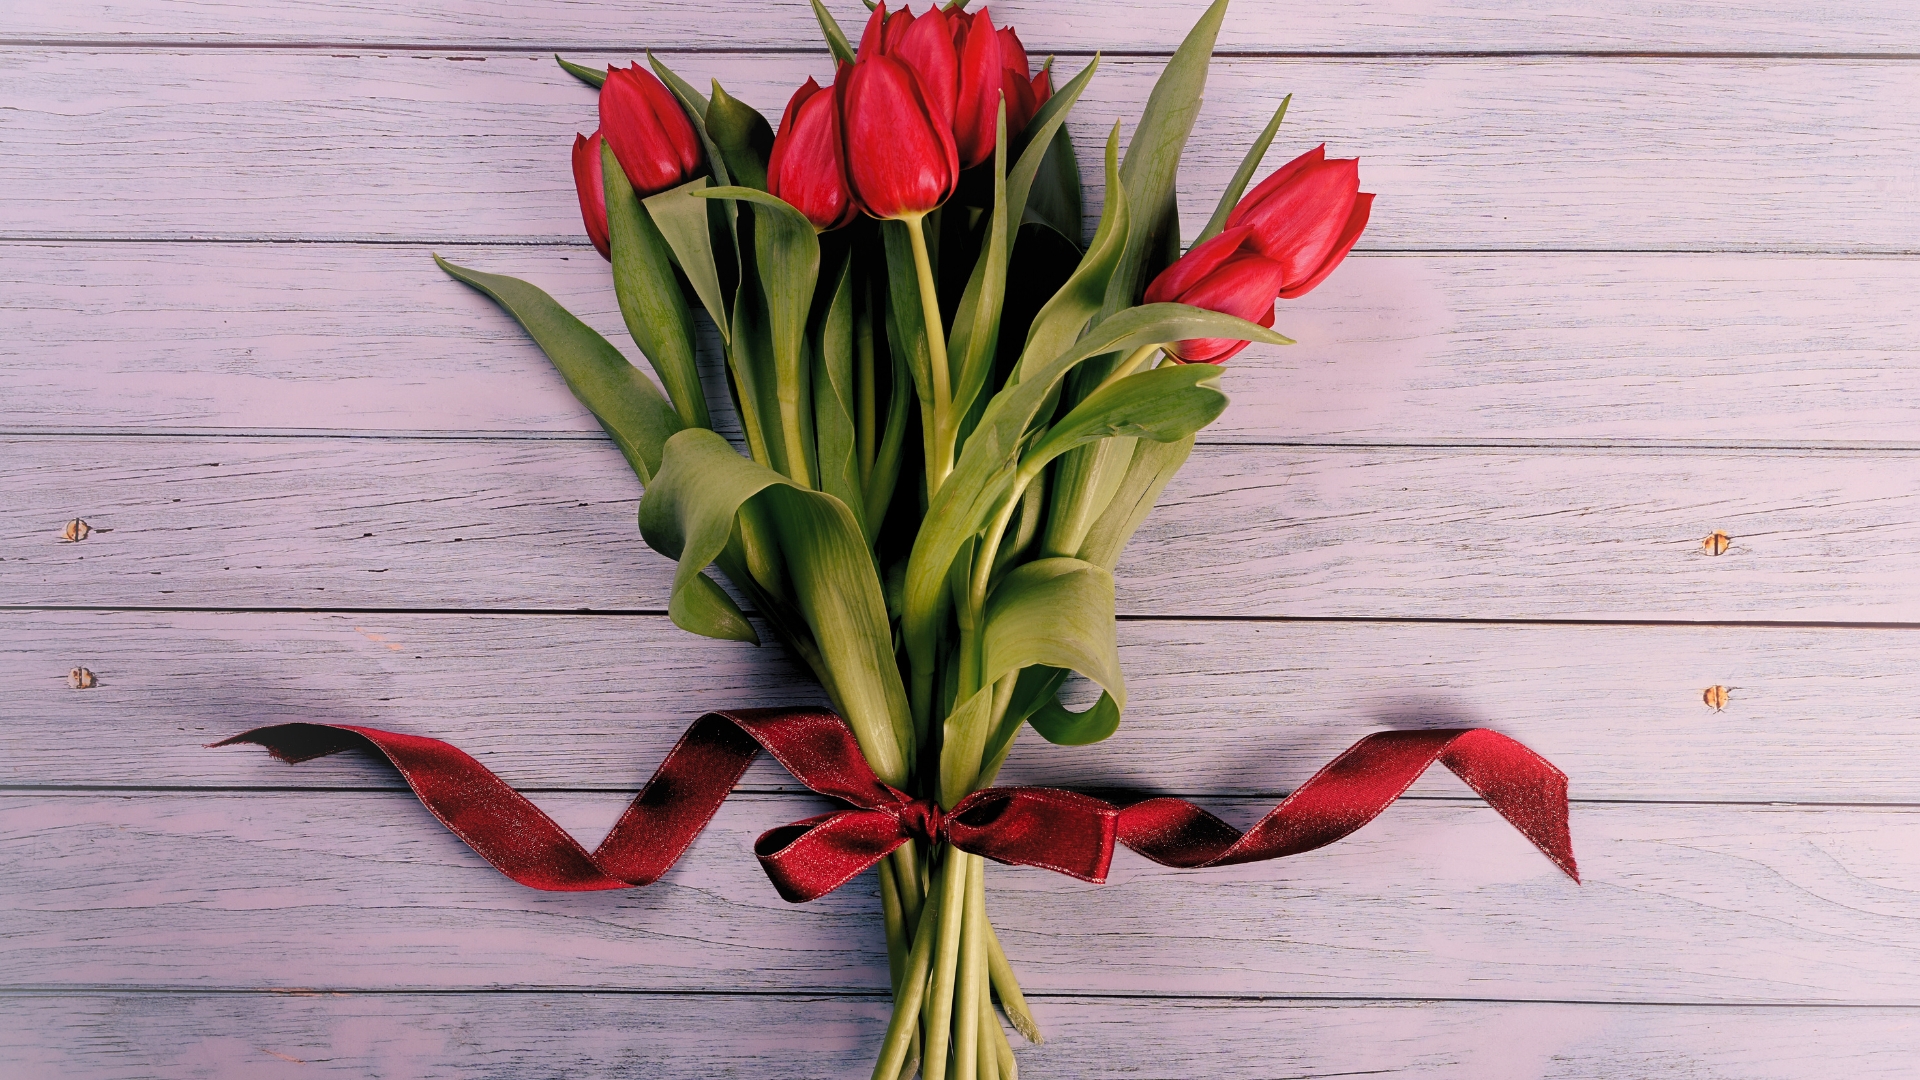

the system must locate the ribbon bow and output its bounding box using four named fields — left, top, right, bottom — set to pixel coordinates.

left=218, top=707, right=1577, bottom=902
